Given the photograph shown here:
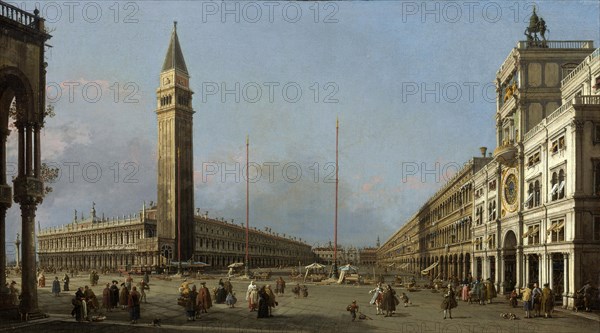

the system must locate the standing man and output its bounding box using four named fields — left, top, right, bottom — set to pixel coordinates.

left=128, top=286, right=141, bottom=324
left=52, top=277, right=61, bottom=297
left=62, top=273, right=70, bottom=292
left=521, top=283, right=532, bottom=319
left=197, top=282, right=212, bottom=314
left=139, top=280, right=148, bottom=303
left=102, top=283, right=112, bottom=312
left=532, top=283, right=542, bottom=317
left=186, top=285, right=198, bottom=321
left=541, top=283, right=554, bottom=318
left=441, top=284, right=457, bottom=319
left=109, top=280, right=120, bottom=310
